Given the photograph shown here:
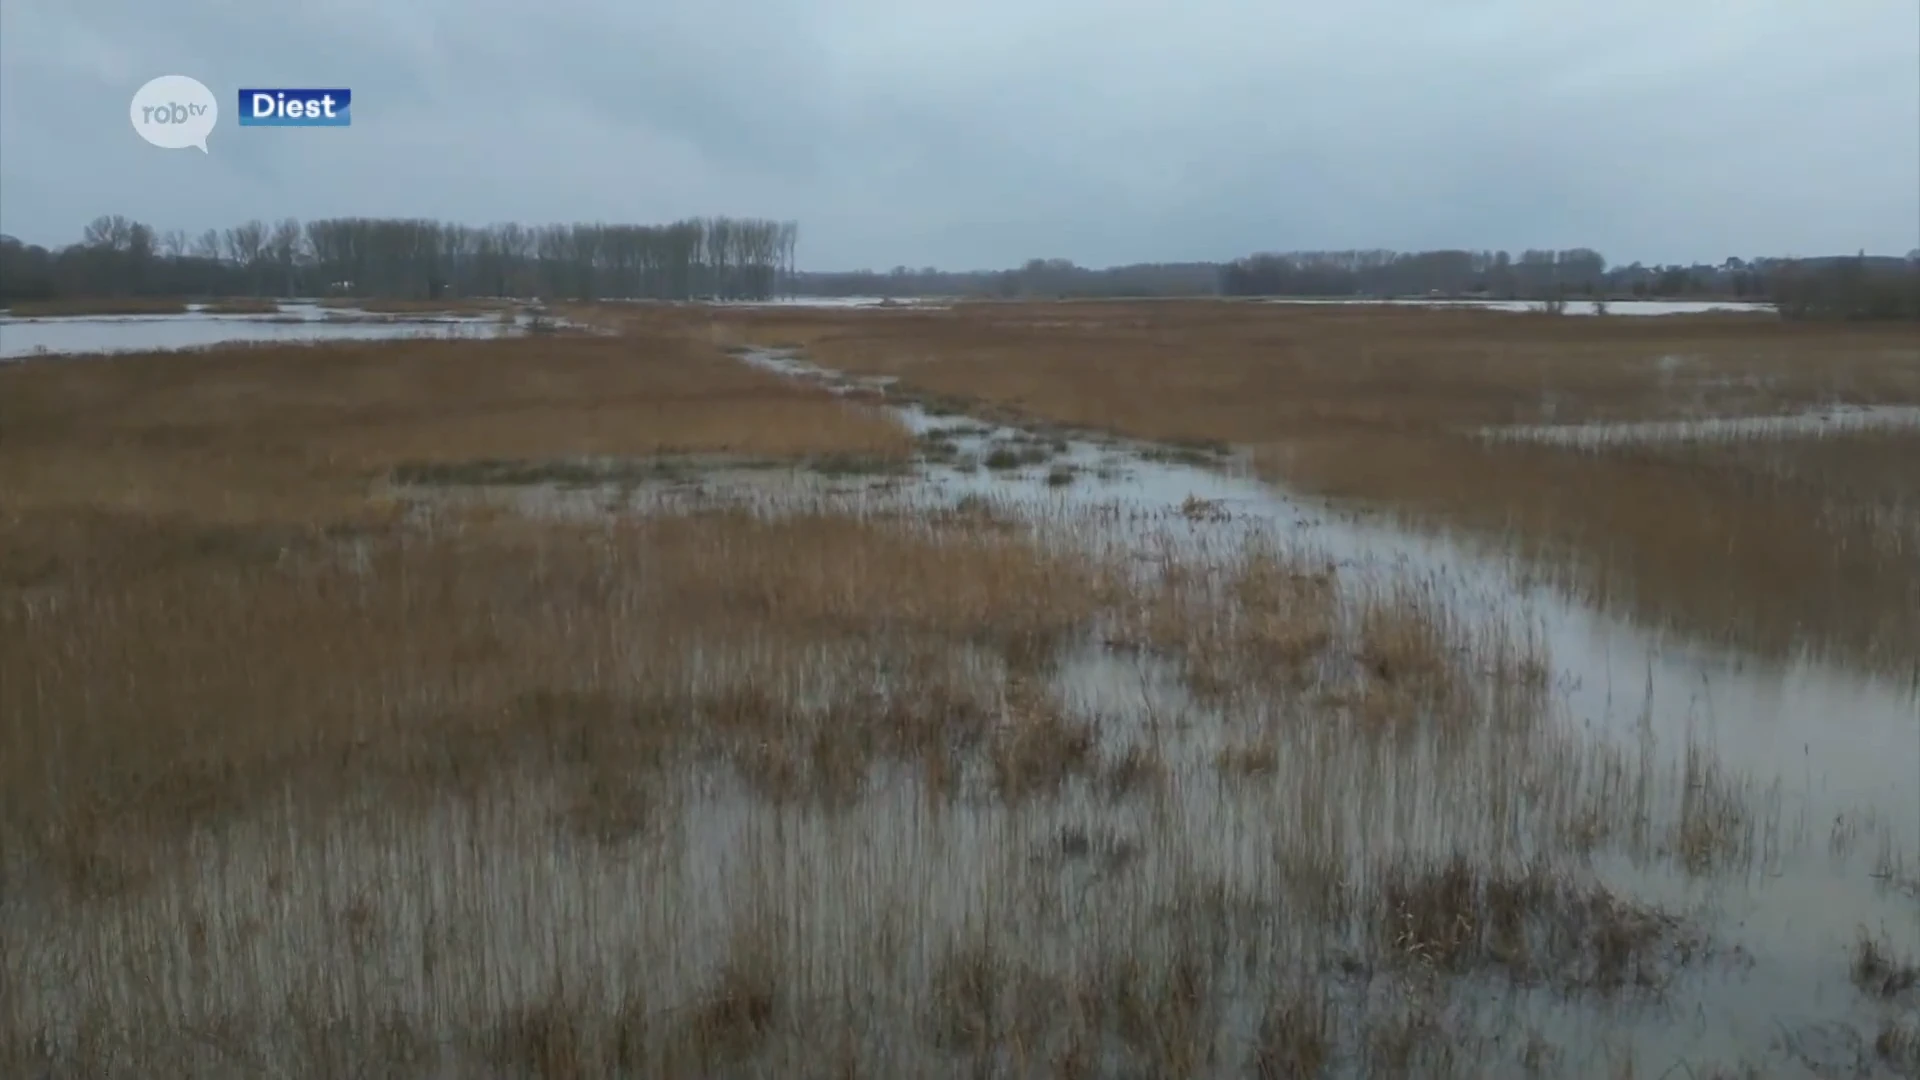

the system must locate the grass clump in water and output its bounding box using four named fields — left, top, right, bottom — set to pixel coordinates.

left=1852, top=930, right=1920, bottom=999
left=983, top=443, right=1053, bottom=471
left=199, top=298, right=283, bottom=315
